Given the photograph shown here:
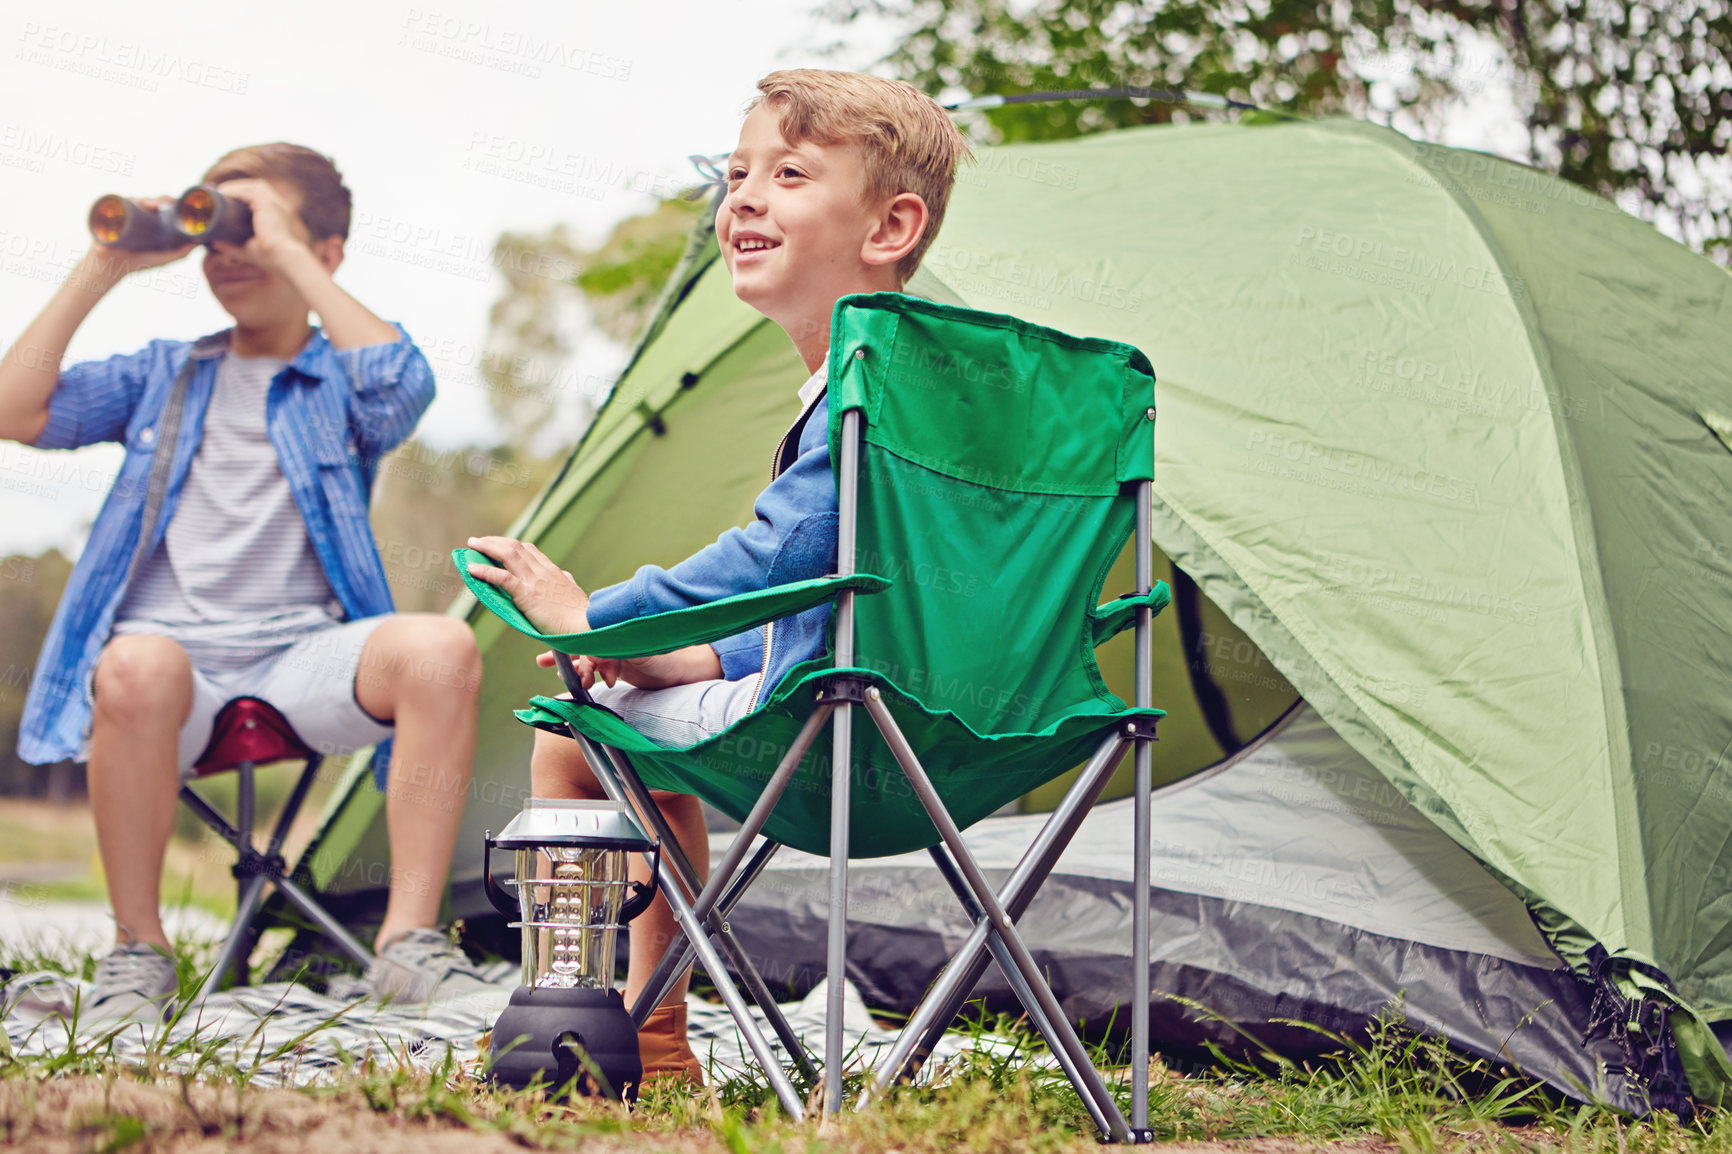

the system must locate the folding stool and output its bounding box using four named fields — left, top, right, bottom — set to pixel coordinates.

left=179, top=696, right=373, bottom=1000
